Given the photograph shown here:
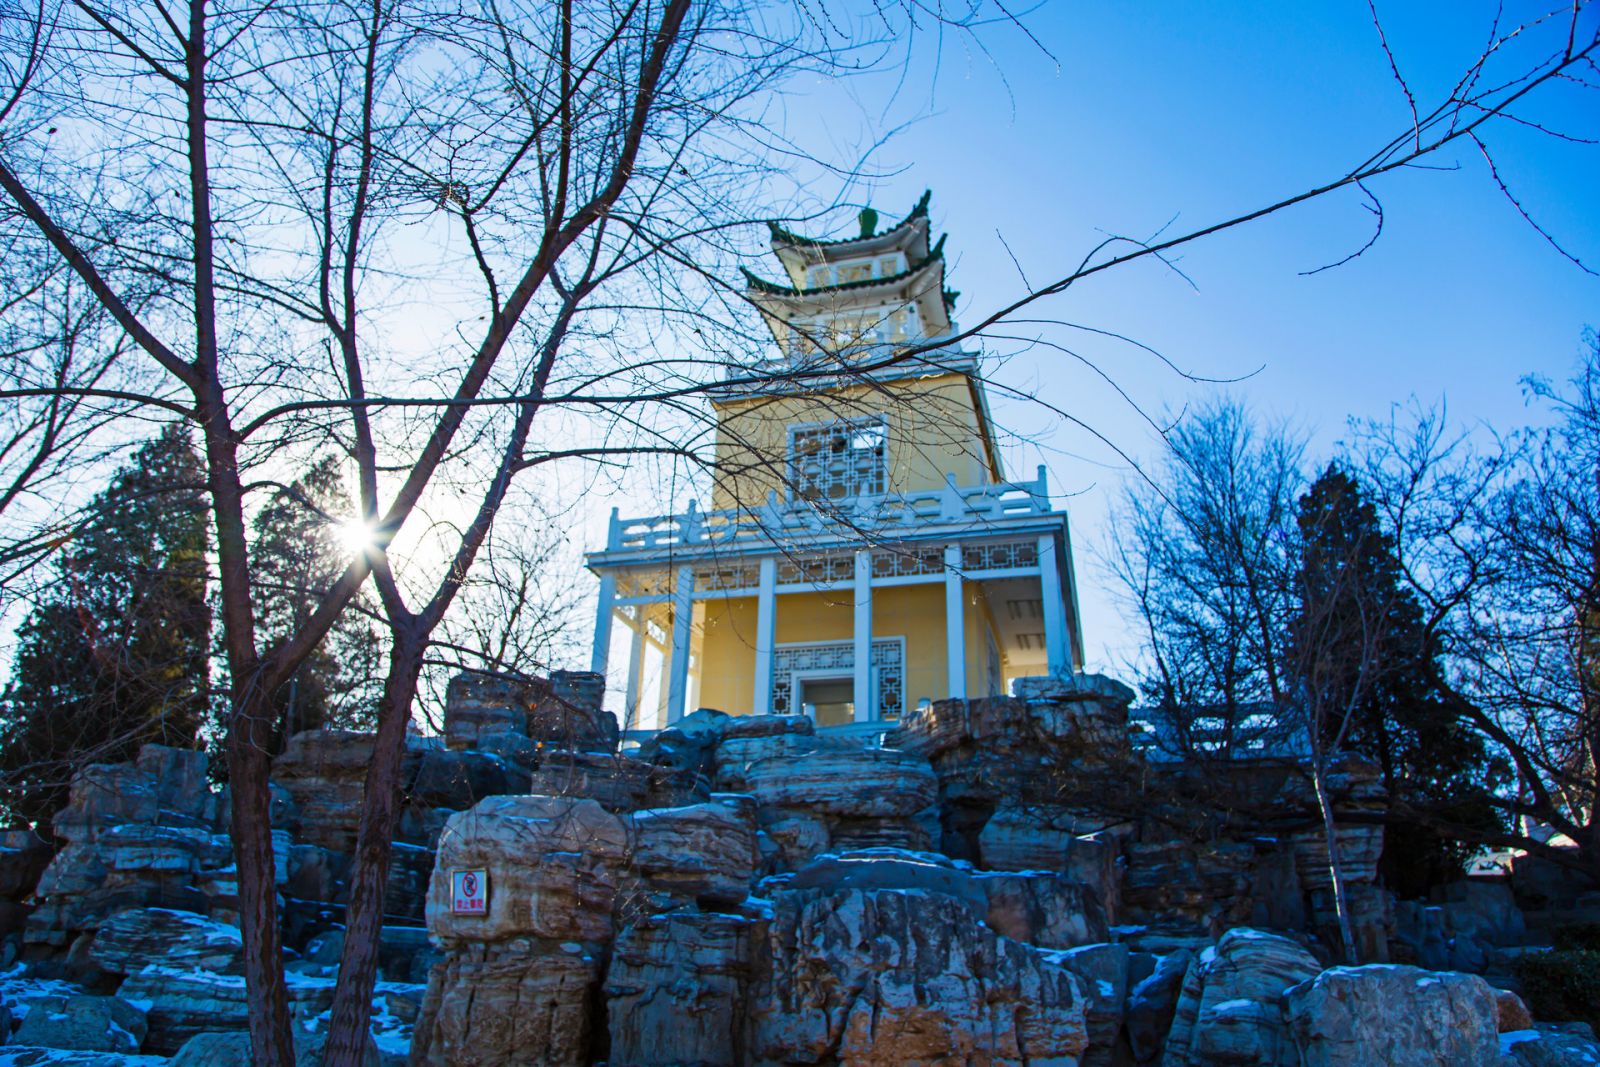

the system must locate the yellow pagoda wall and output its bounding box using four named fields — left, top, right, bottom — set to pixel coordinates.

left=709, top=373, right=998, bottom=512
left=694, top=583, right=1005, bottom=716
